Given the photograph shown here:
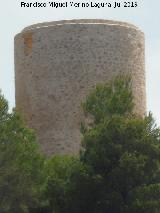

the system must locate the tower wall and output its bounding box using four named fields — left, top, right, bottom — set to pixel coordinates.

left=15, top=20, right=146, bottom=155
